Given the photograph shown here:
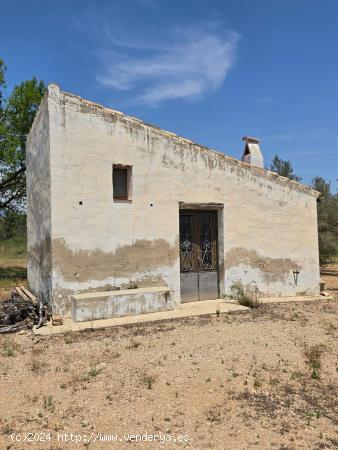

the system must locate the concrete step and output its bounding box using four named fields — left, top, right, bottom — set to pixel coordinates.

left=71, top=286, right=174, bottom=322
